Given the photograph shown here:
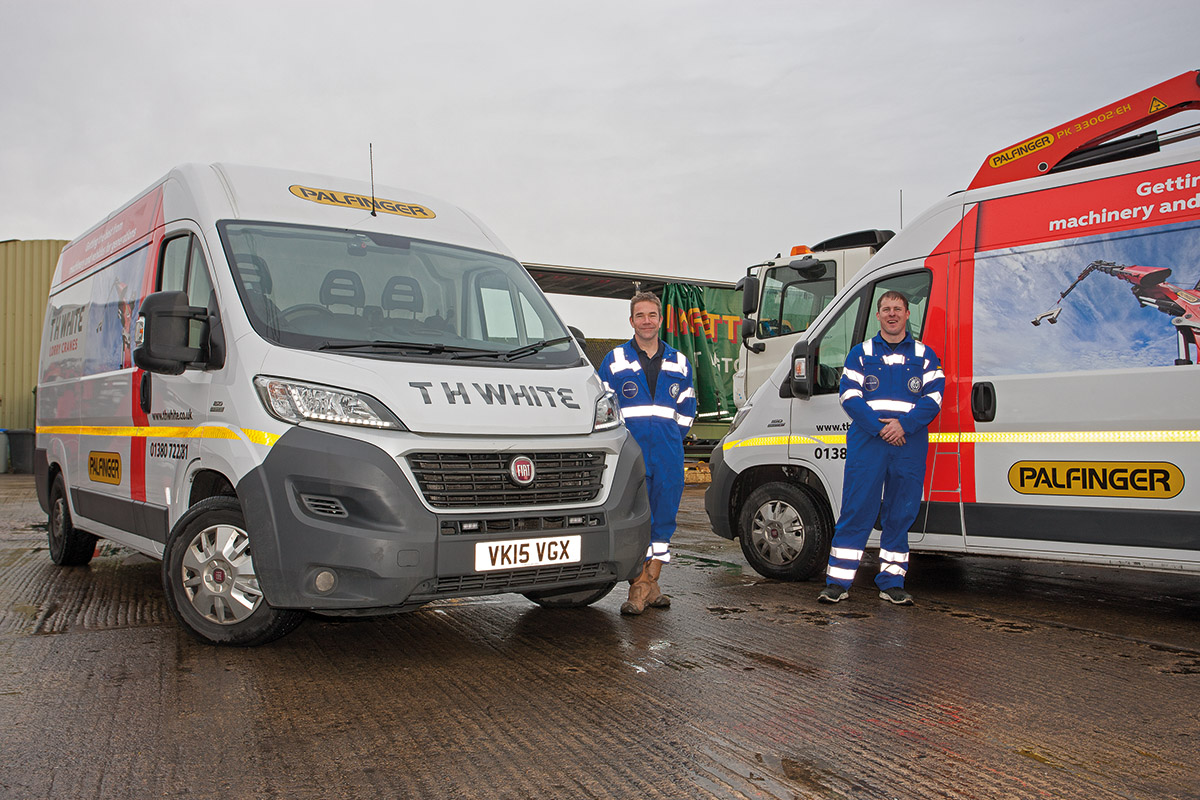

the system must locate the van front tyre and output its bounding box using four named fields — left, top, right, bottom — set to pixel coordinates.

left=162, top=496, right=305, bottom=646
left=737, top=482, right=829, bottom=581
left=48, top=473, right=97, bottom=566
